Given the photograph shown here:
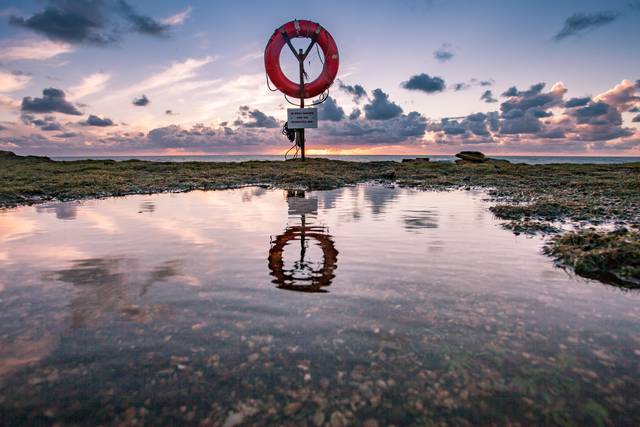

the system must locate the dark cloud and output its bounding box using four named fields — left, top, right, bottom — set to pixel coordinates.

left=453, top=82, right=469, bottom=91
left=9, top=0, right=169, bottom=45
left=85, top=114, right=115, bottom=126
left=500, top=82, right=565, bottom=114
left=317, top=96, right=345, bottom=122
left=145, top=123, right=283, bottom=152
left=54, top=132, right=79, bottom=138
left=430, top=111, right=499, bottom=140
left=401, top=73, right=445, bottom=94
left=348, top=108, right=361, bottom=120
left=235, top=106, right=279, bottom=128
left=554, top=11, right=620, bottom=41
left=575, top=101, right=610, bottom=118
left=501, top=86, right=518, bottom=97
left=21, top=114, right=63, bottom=131
left=453, top=79, right=493, bottom=92
left=116, top=0, right=169, bottom=36
left=22, top=88, right=82, bottom=115
left=433, top=43, right=454, bottom=62
left=363, top=89, right=403, bottom=120
left=165, top=109, right=176, bottom=115
left=132, top=95, right=150, bottom=106
left=565, top=97, right=592, bottom=108
left=337, top=80, right=367, bottom=103
left=633, top=114, right=640, bottom=123
left=322, top=111, right=427, bottom=144
left=629, top=106, right=640, bottom=113
left=480, top=90, right=497, bottom=103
